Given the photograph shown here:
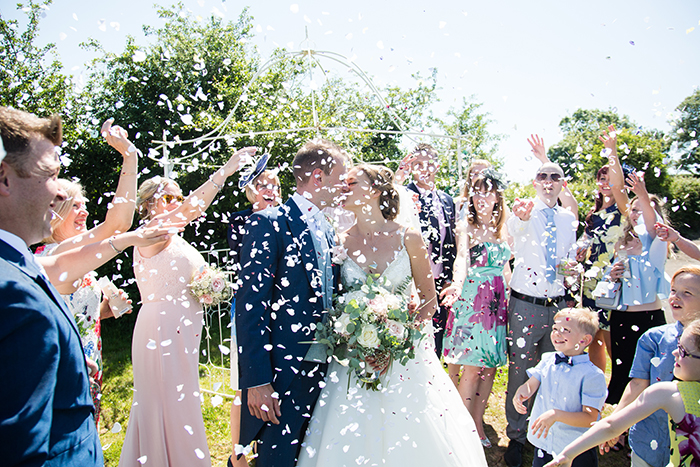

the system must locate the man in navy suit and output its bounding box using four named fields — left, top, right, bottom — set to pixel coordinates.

left=0, top=107, right=103, bottom=465
left=405, top=143, right=456, bottom=356
left=235, top=139, right=349, bottom=467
